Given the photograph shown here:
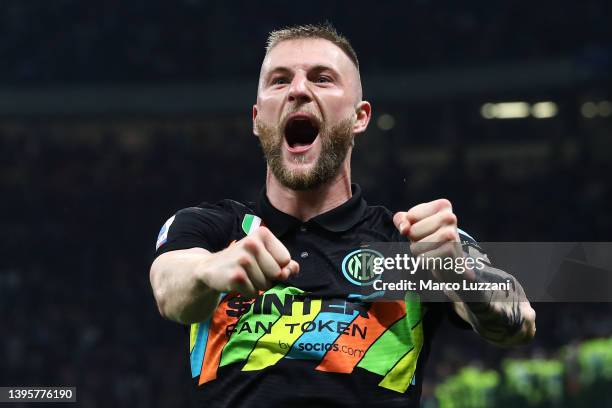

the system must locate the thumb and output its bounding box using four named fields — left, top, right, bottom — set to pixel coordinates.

left=393, top=211, right=410, bottom=235
left=287, top=260, right=299, bottom=275
left=280, top=260, right=300, bottom=279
